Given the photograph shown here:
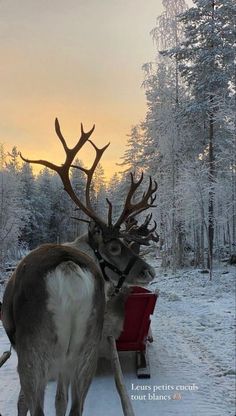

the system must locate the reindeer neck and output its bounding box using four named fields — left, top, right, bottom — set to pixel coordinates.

left=64, top=233, right=114, bottom=300
left=64, top=233, right=98, bottom=264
